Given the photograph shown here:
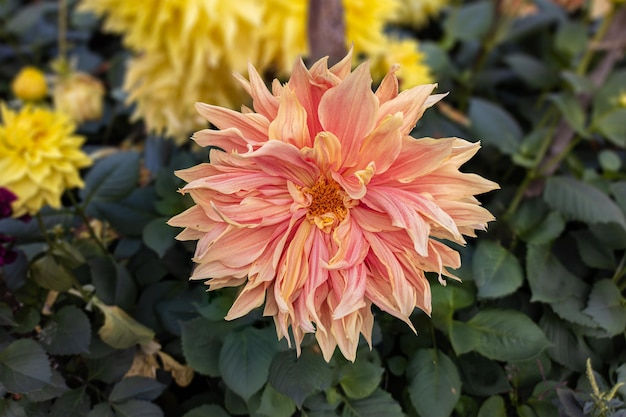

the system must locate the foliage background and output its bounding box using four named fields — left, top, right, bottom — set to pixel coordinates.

left=1, top=0, right=626, bottom=416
